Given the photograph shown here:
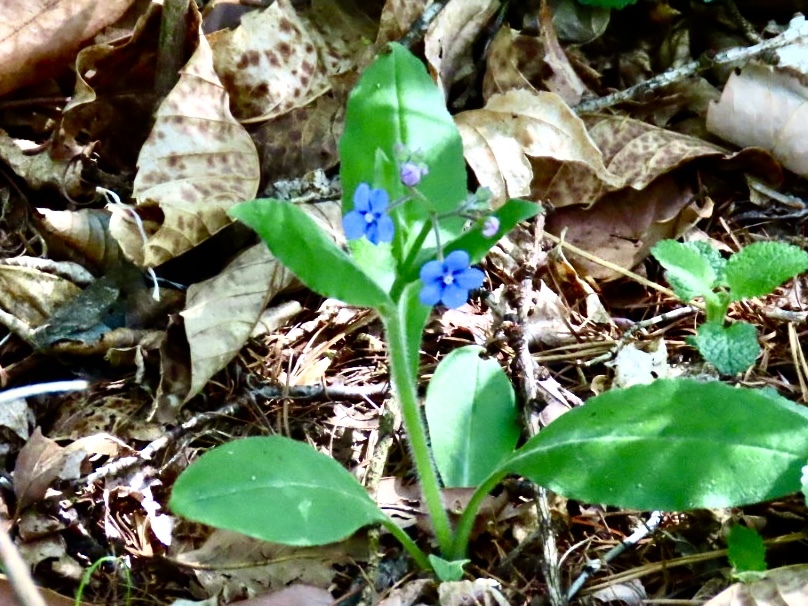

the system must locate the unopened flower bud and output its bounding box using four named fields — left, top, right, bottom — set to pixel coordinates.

left=400, top=162, right=428, bottom=187
left=482, top=216, right=500, bottom=238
